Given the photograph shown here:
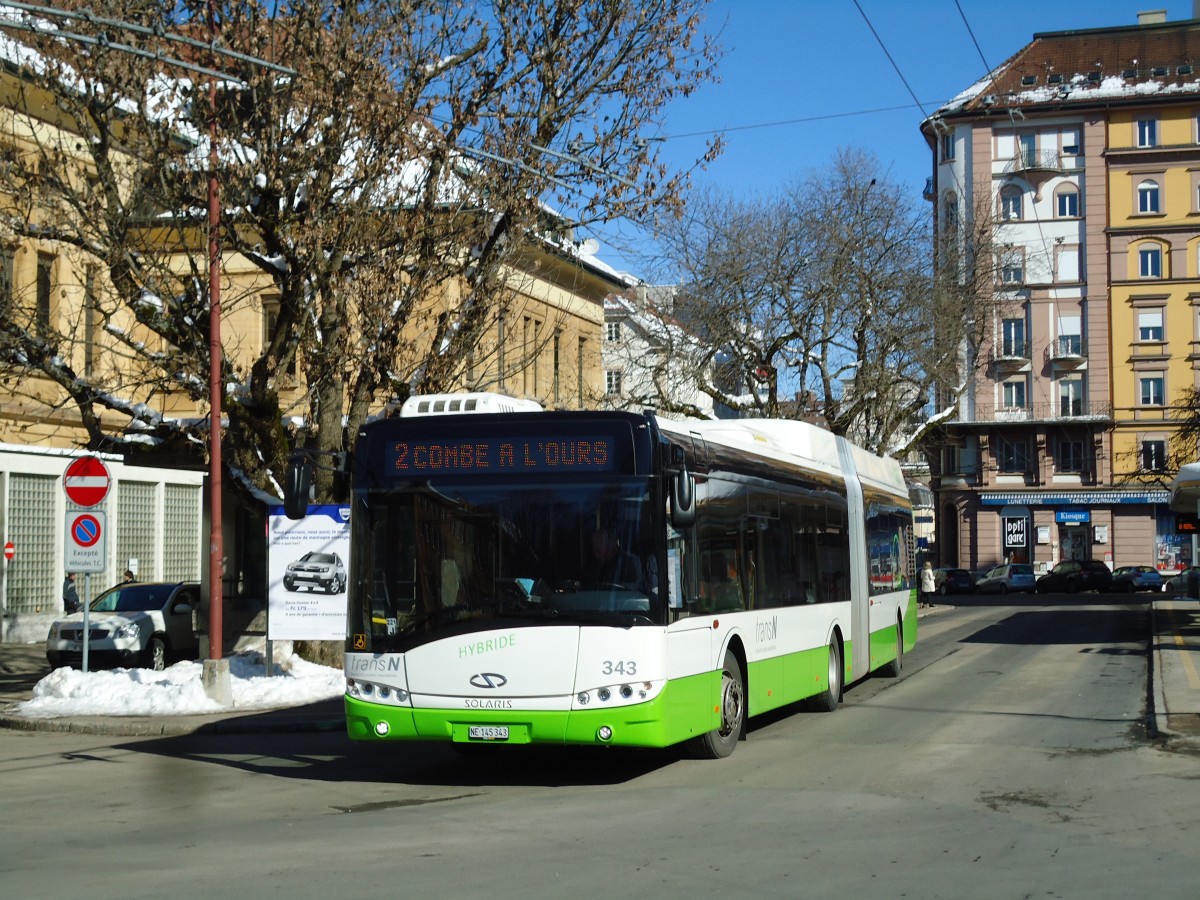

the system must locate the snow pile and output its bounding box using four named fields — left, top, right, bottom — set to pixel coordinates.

left=17, top=652, right=344, bottom=718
